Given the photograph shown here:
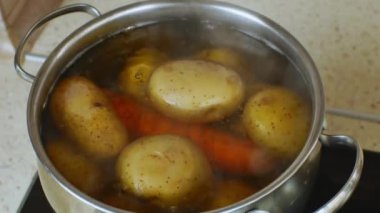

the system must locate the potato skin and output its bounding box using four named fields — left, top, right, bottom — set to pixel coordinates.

left=101, top=192, right=155, bottom=212
left=195, top=48, right=244, bottom=71
left=208, top=179, right=257, bottom=210
left=148, top=60, right=244, bottom=123
left=50, top=76, right=128, bottom=159
left=243, top=87, right=311, bottom=158
left=46, top=140, right=104, bottom=195
left=116, top=135, right=213, bottom=207
left=119, top=48, right=167, bottom=101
